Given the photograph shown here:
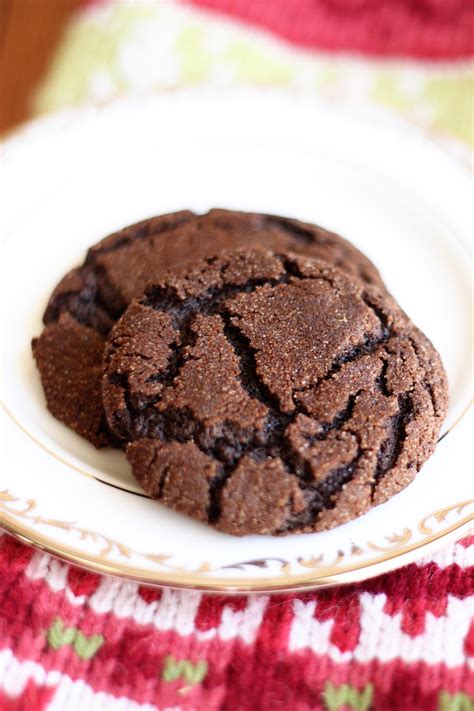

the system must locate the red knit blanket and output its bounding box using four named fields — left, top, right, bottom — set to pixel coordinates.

left=185, top=0, right=474, bottom=58
left=1, top=534, right=472, bottom=710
